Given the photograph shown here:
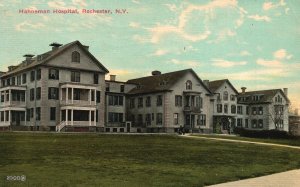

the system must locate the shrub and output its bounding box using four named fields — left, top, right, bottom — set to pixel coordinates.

left=233, top=127, right=296, bottom=139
